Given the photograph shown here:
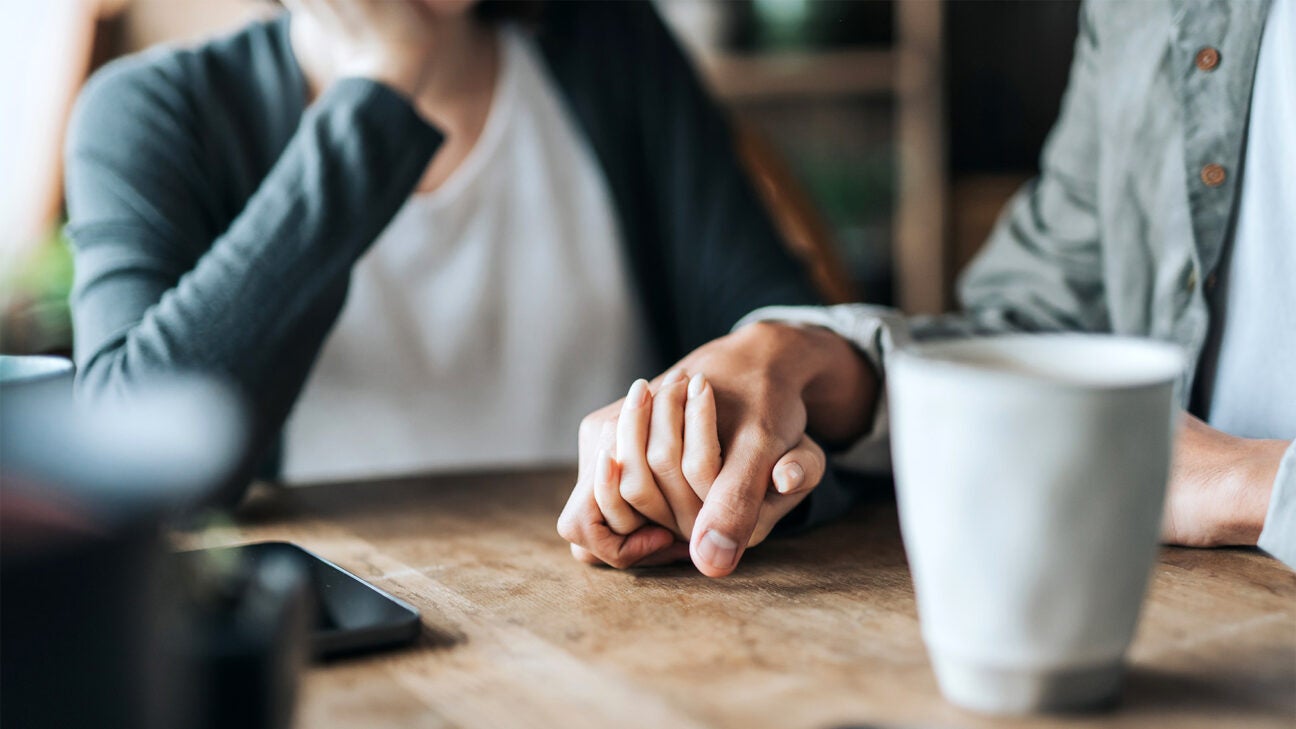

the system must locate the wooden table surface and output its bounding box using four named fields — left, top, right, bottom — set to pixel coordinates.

left=195, top=469, right=1296, bottom=729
